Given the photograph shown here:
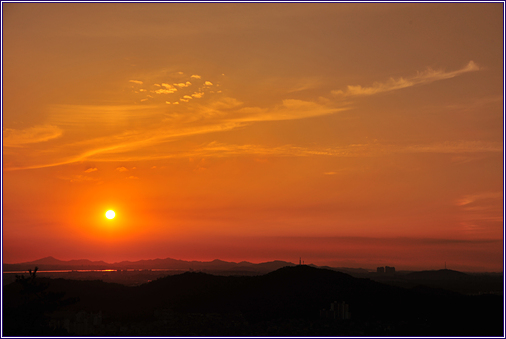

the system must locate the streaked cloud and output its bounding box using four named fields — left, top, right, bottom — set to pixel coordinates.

left=171, top=140, right=503, bottom=160
left=401, top=141, right=503, bottom=154
left=84, top=167, right=98, bottom=173
left=204, top=81, right=213, bottom=86
left=331, top=61, right=480, bottom=97
left=129, top=80, right=143, bottom=84
left=234, top=99, right=347, bottom=122
left=5, top=124, right=501, bottom=171
left=191, top=75, right=201, bottom=79
left=47, top=105, right=161, bottom=127
left=4, top=74, right=499, bottom=171
left=3, top=125, right=63, bottom=147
